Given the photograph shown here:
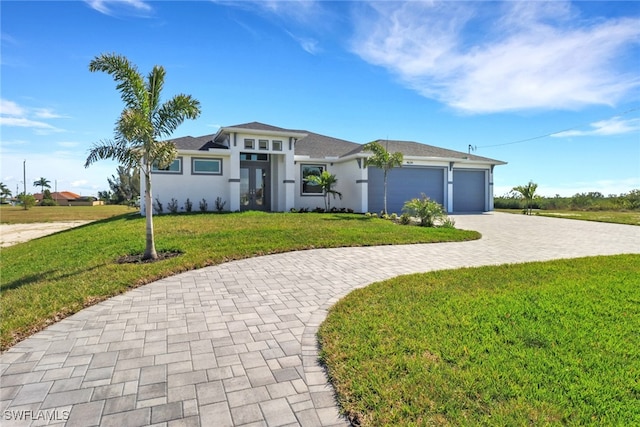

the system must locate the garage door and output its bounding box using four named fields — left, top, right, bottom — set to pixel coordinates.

left=368, top=167, right=445, bottom=214
left=453, top=169, right=486, bottom=212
